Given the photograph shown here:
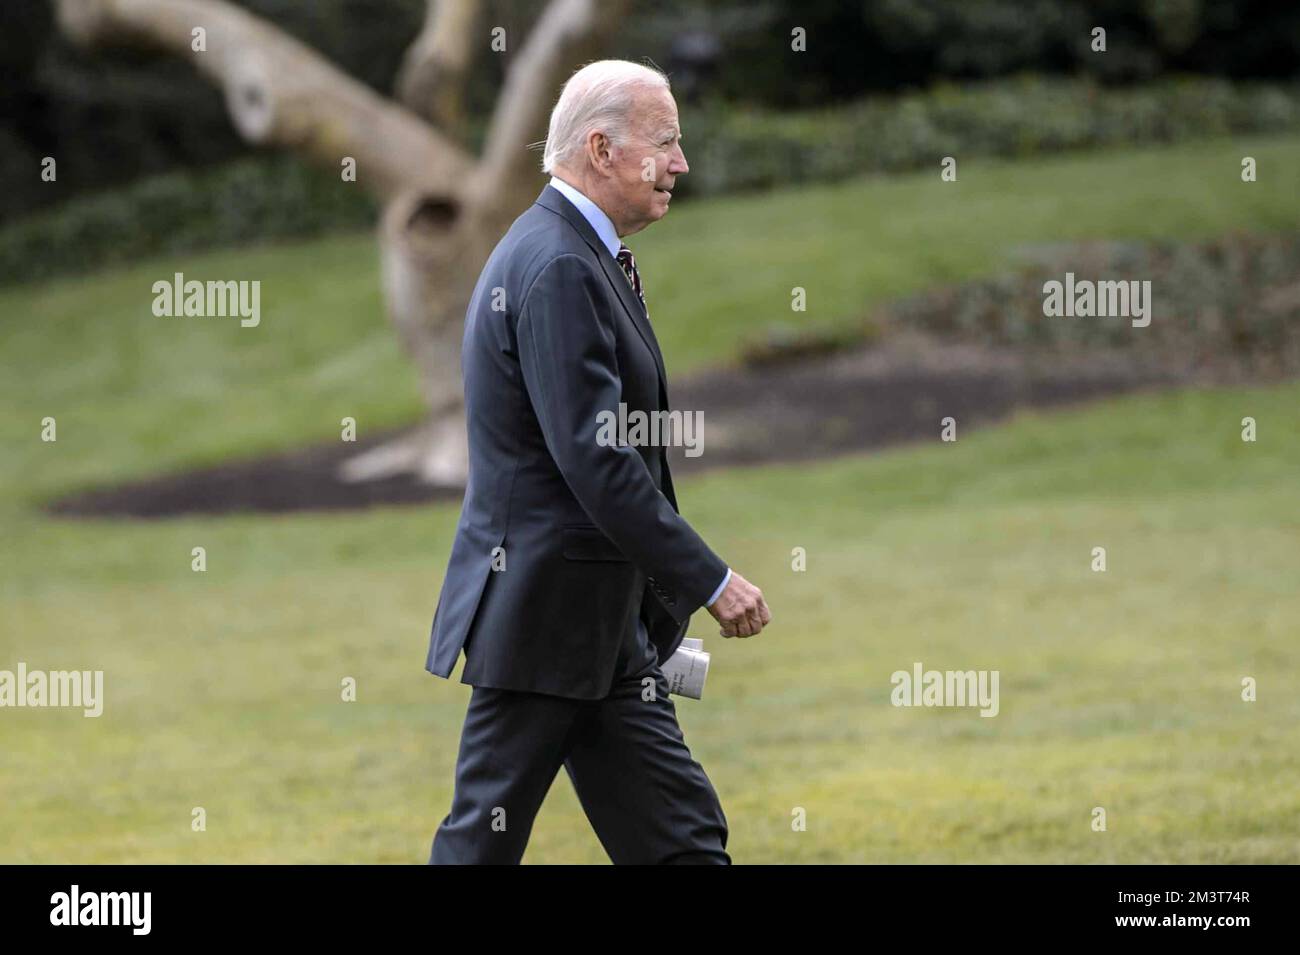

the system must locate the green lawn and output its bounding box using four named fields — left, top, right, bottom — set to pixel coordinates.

left=2, top=383, right=1296, bottom=863
left=1, top=137, right=1298, bottom=863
